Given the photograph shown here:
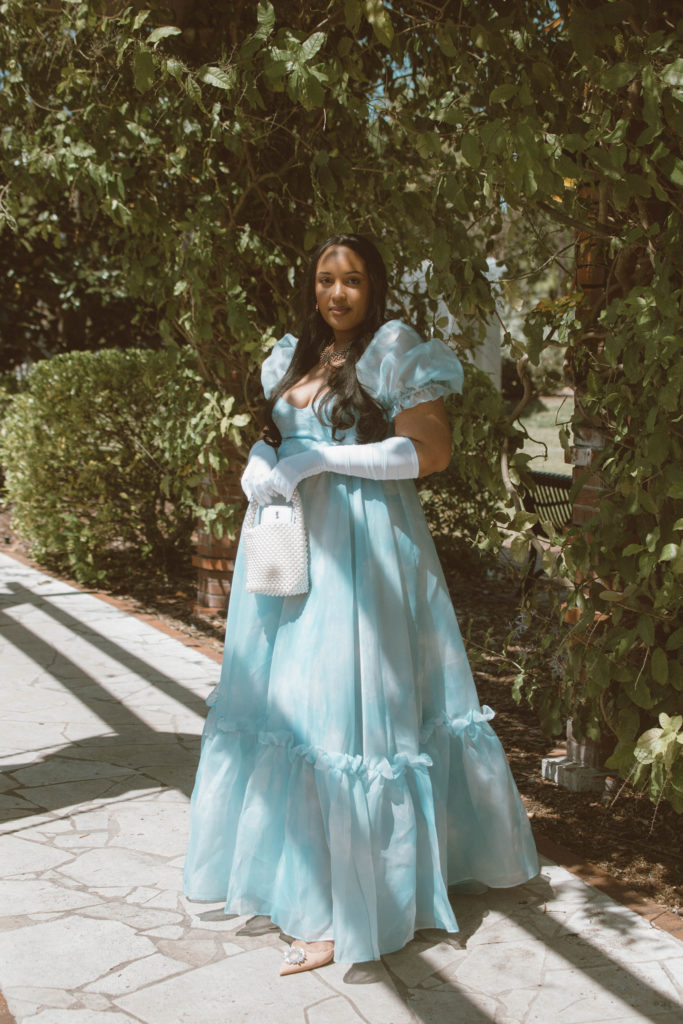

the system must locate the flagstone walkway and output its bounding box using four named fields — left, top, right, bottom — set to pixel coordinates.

left=1, top=551, right=681, bottom=1024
